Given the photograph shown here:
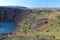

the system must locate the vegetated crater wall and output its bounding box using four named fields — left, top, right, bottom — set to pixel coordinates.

left=0, top=6, right=32, bottom=23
